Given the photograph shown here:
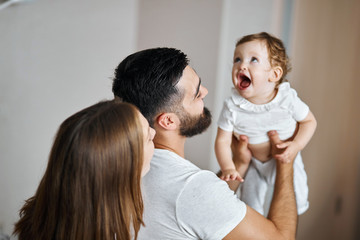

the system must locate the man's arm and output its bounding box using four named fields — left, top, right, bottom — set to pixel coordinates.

left=223, top=131, right=297, bottom=240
